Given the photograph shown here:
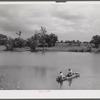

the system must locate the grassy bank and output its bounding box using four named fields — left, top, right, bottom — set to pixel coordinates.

left=0, top=43, right=100, bottom=53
